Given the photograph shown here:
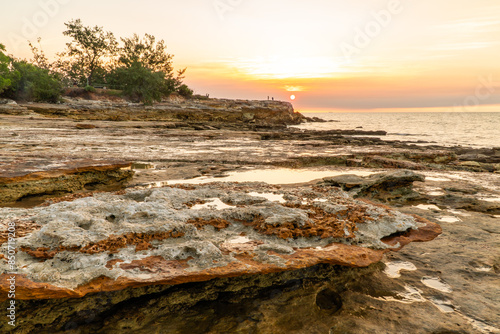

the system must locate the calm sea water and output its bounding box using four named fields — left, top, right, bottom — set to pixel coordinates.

left=294, top=112, right=500, bottom=148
